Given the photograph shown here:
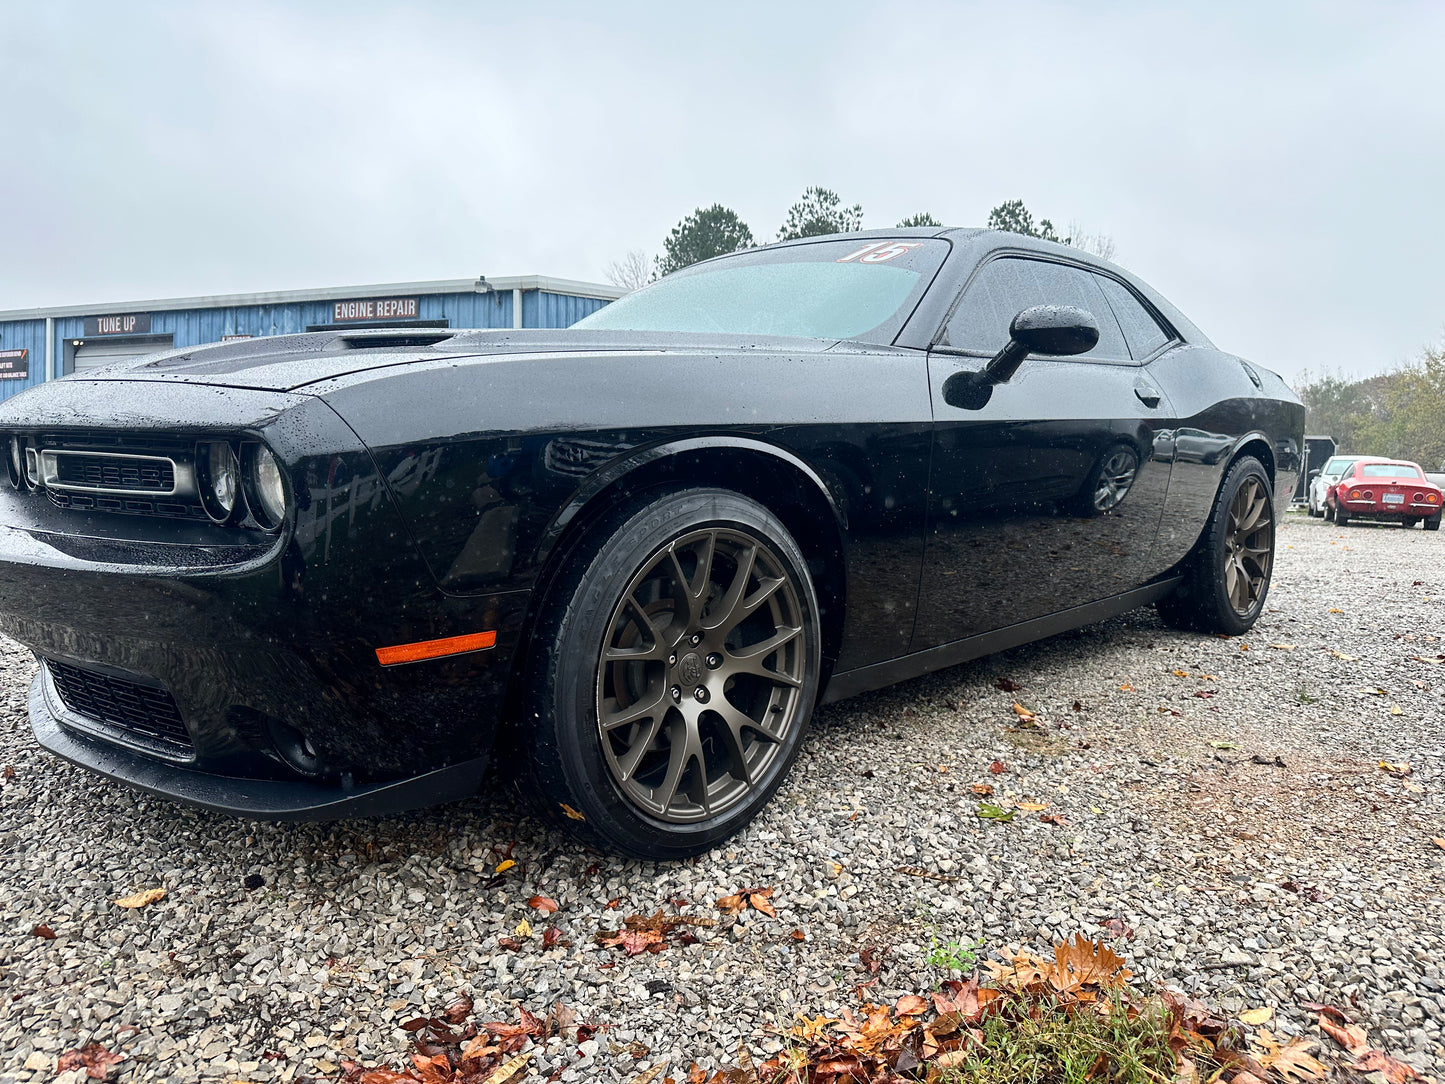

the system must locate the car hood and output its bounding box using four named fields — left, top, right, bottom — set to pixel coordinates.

left=64, top=328, right=842, bottom=392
